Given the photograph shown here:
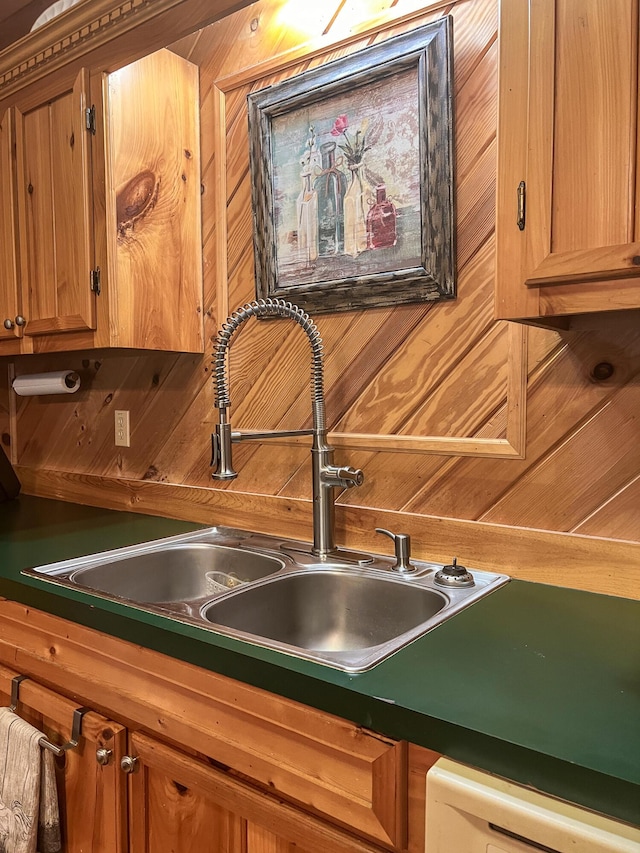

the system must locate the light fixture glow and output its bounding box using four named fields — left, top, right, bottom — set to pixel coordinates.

left=277, top=0, right=334, bottom=37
